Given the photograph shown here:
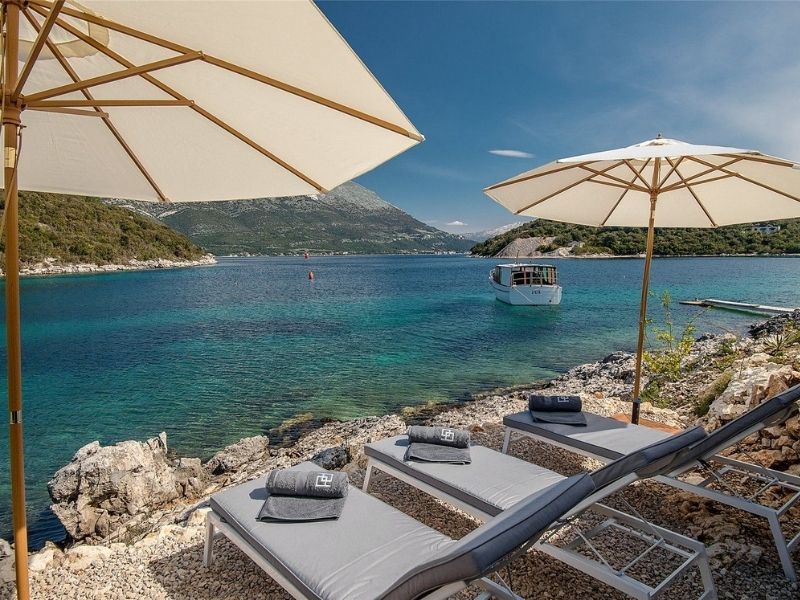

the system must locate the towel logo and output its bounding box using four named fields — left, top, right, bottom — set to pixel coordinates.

left=315, top=473, right=333, bottom=489
left=440, top=429, right=455, bottom=442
